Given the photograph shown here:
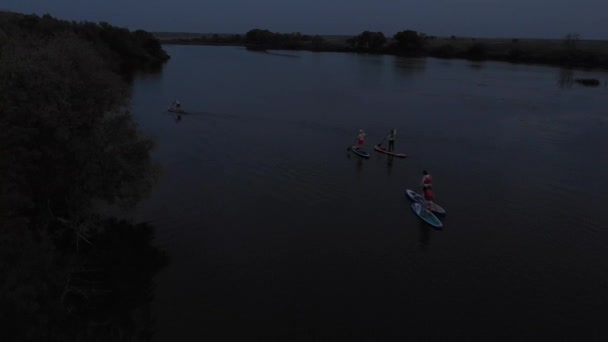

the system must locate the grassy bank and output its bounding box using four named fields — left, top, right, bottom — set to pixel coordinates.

left=155, top=29, right=608, bottom=70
